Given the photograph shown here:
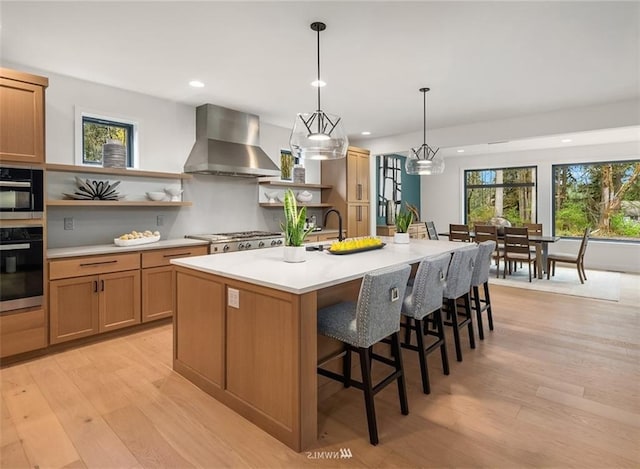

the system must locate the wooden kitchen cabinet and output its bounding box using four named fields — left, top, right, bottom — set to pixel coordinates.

left=49, top=252, right=141, bottom=344
left=0, top=307, right=47, bottom=359
left=322, top=146, right=371, bottom=238
left=0, top=68, right=48, bottom=164
left=347, top=204, right=370, bottom=238
left=141, top=245, right=208, bottom=322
